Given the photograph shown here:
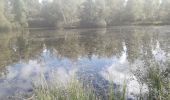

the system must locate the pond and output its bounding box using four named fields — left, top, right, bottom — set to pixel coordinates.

left=0, top=26, right=169, bottom=100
